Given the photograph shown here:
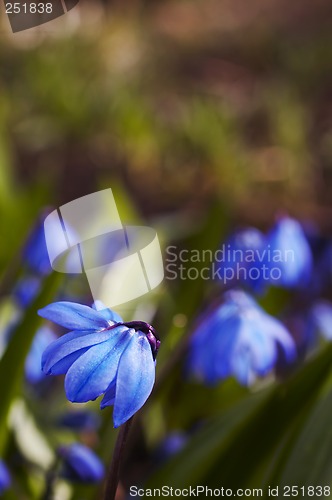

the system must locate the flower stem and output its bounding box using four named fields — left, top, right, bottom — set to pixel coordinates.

left=103, top=417, right=133, bottom=500
left=41, top=465, right=58, bottom=500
